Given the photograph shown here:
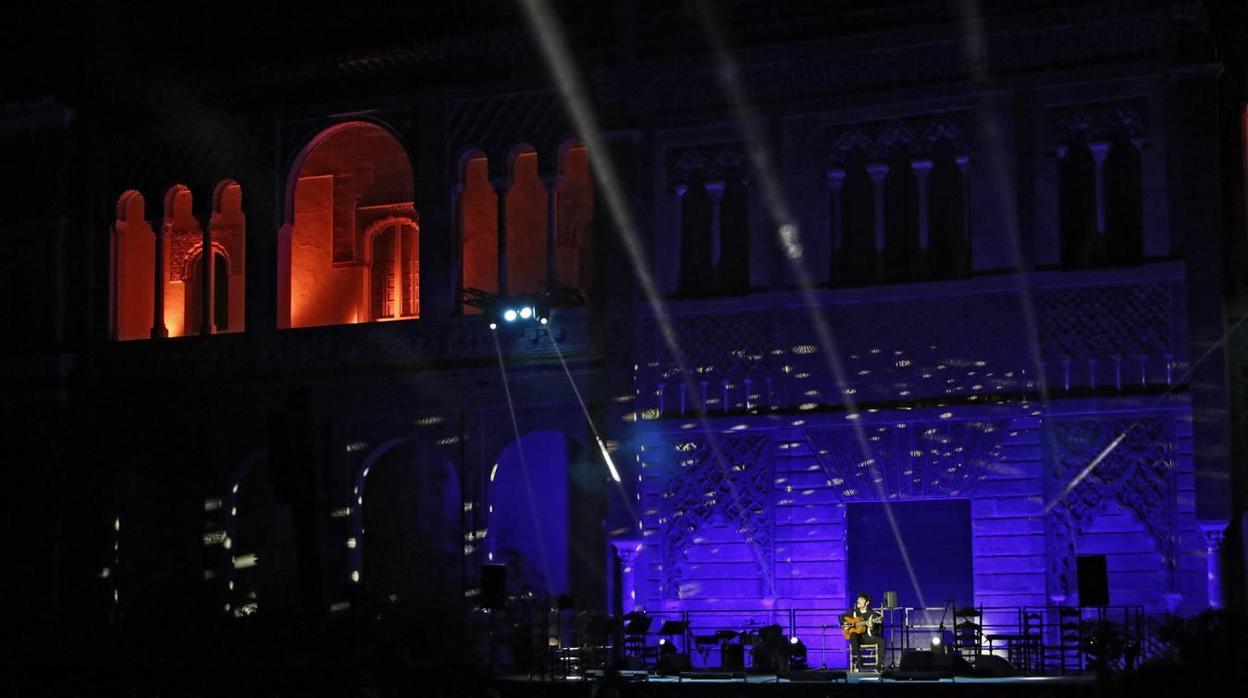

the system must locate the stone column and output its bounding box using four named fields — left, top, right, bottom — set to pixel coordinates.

left=955, top=155, right=970, bottom=271
left=151, top=223, right=168, bottom=339
left=826, top=169, right=845, bottom=280
left=911, top=159, right=933, bottom=278
left=674, top=184, right=688, bottom=283
left=1088, top=141, right=1112, bottom=237
left=201, top=220, right=213, bottom=334
left=450, top=182, right=464, bottom=308
left=1201, top=523, right=1227, bottom=608
left=866, top=164, right=889, bottom=254
left=610, top=539, right=644, bottom=614
left=542, top=173, right=560, bottom=286
left=704, top=180, right=726, bottom=285
left=491, top=176, right=511, bottom=295
left=392, top=220, right=403, bottom=317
